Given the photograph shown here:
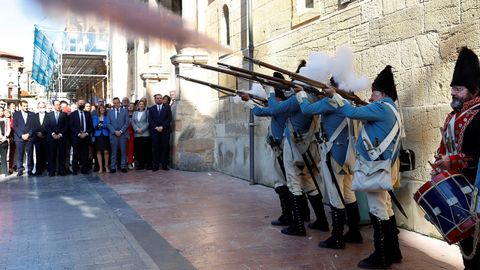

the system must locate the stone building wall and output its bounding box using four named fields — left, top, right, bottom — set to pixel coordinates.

left=203, top=0, right=480, bottom=236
